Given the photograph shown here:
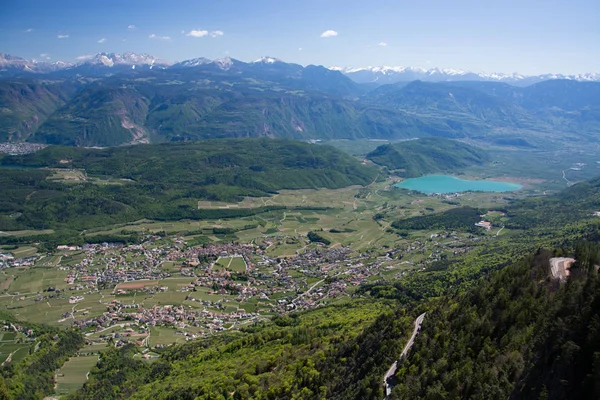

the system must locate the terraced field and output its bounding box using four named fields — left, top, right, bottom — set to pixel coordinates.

left=0, top=332, right=31, bottom=365
left=55, top=355, right=100, bottom=395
